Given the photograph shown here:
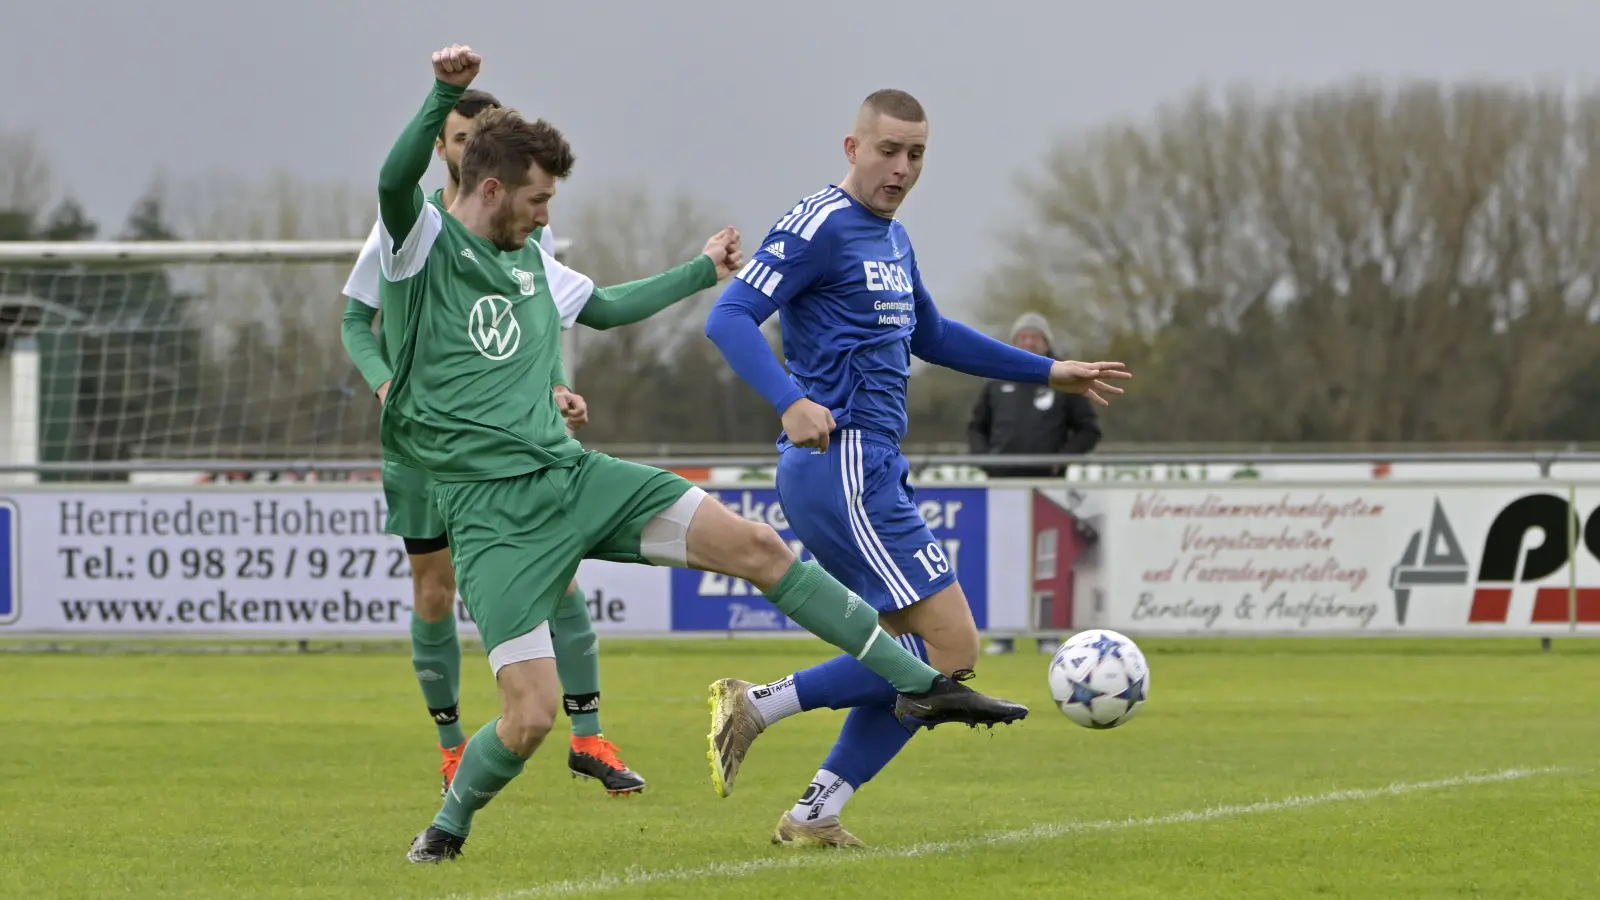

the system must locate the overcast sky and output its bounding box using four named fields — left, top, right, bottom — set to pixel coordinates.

left=6, top=0, right=1600, bottom=318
